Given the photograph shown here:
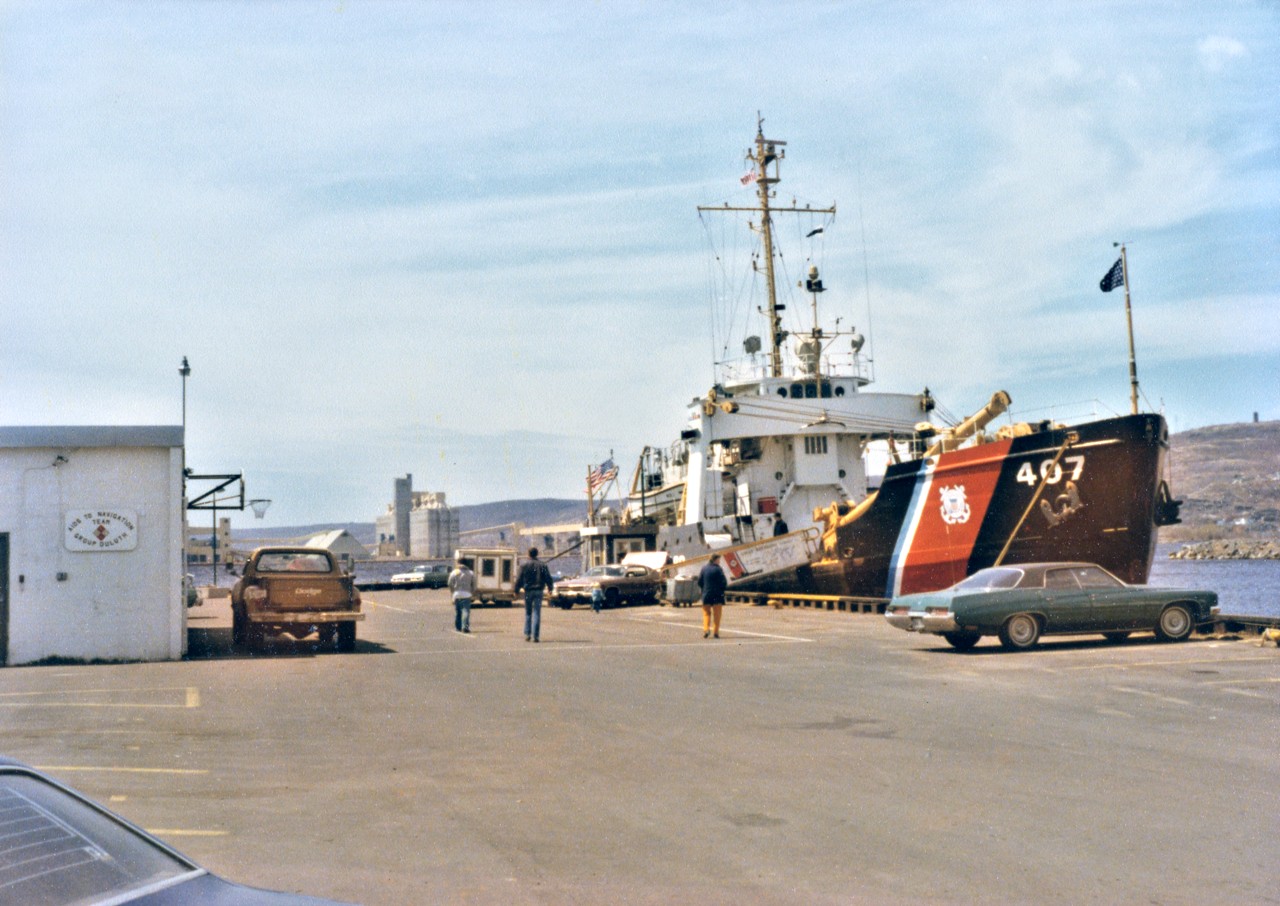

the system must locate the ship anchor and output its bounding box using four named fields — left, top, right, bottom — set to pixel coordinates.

left=1039, top=481, right=1084, bottom=528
